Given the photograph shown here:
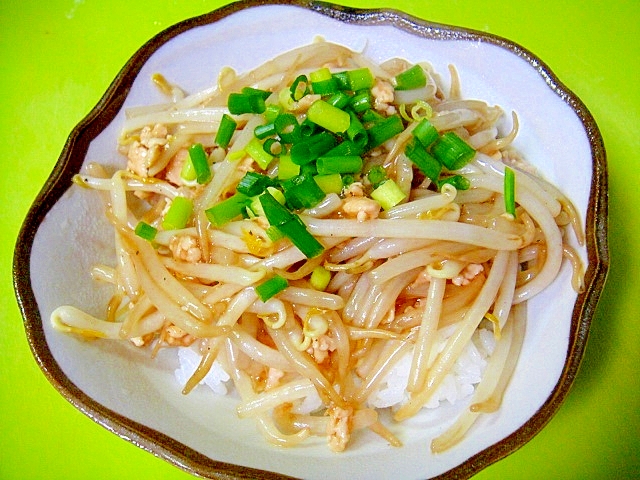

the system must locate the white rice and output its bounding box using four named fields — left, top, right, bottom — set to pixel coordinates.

left=174, top=326, right=496, bottom=414
left=367, top=326, right=496, bottom=411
